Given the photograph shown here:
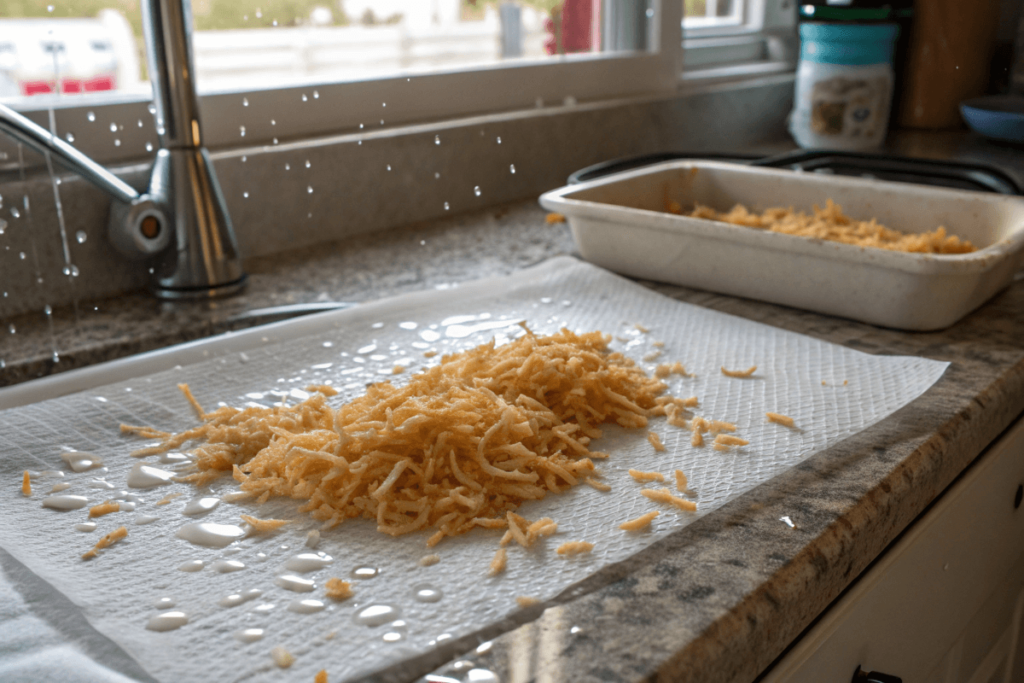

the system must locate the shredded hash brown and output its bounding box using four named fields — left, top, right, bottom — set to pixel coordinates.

left=125, top=328, right=667, bottom=547
left=670, top=199, right=975, bottom=254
